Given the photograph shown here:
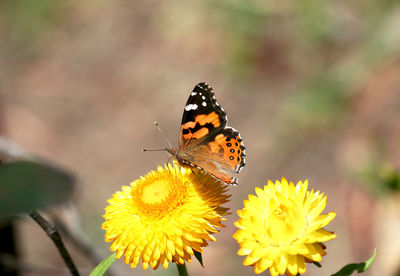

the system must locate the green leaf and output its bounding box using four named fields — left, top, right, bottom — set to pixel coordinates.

left=313, top=261, right=322, bottom=268
left=89, top=253, right=116, bottom=276
left=363, top=249, right=376, bottom=271
left=331, top=249, right=376, bottom=276
left=194, top=251, right=204, bottom=267
left=0, top=161, right=75, bottom=218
